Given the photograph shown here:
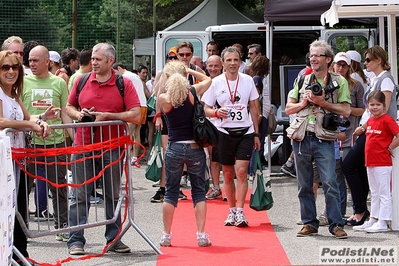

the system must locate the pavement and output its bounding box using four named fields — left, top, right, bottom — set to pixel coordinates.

left=24, top=164, right=399, bottom=266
